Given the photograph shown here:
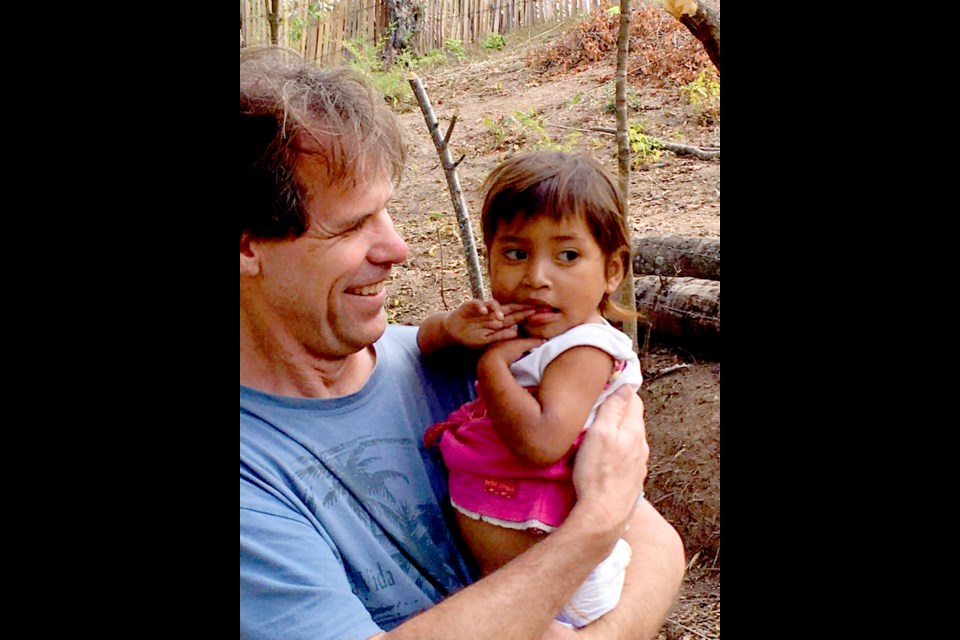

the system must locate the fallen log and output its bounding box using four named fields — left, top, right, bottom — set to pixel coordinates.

left=545, top=124, right=719, bottom=160
left=633, top=236, right=720, bottom=281
left=635, top=276, right=720, bottom=350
